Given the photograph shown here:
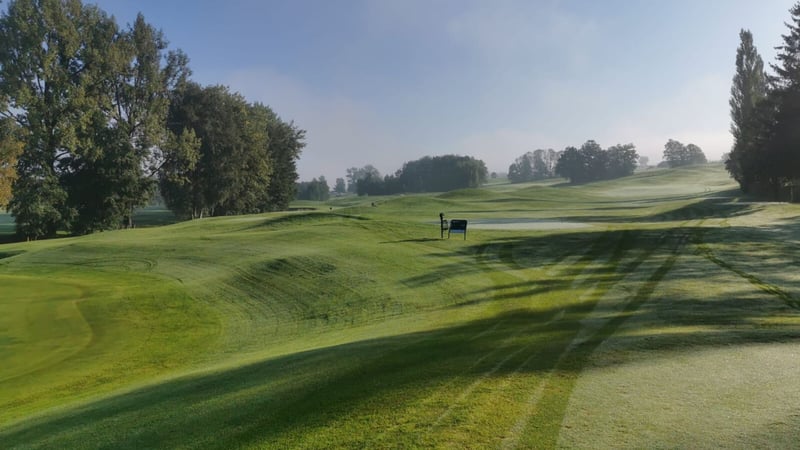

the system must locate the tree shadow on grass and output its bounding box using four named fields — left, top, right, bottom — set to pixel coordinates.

left=2, top=289, right=798, bottom=449
left=4, top=210, right=800, bottom=447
